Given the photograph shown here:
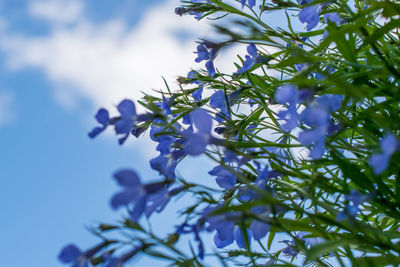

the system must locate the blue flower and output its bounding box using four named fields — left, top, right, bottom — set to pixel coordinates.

left=149, top=154, right=177, bottom=180
left=195, top=40, right=220, bottom=77
left=205, top=207, right=251, bottom=249
left=209, top=165, right=236, bottom=189
left=250, top=206, right=270, bottom=240
left=110, top=169, right=165, bottom=222
left=182, top=108, right=213, bottom=156
left=88, top=108, right=109, bottom=138
left=115, top=100, right=137, bottom=144
left=298, top=3, right=322, bottom=31
left=59, top=243, right=108, bottom=267
left=205, top=60, right=215, bottom=77
left=237, top=43, right=260, bottom=74
left=241, top=0, right=256, bottom=9
left=298, top=94, right=343, bottom=159
left=337, top=190, right=372, bottom=221
left=187, top=71, right=204, bottom=100
left=145, top=186, right=183, bottom=218
left=210, top=90, right=230, bottom=123
left=59, top=244, right=89, bottom=267
left=275, top=85, right=300, bottom=131
left=369, top=133, right=400, bottom=174
left=324, top=12, right=342, bottom=24
left=195, top=44, right=210, bottom=63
